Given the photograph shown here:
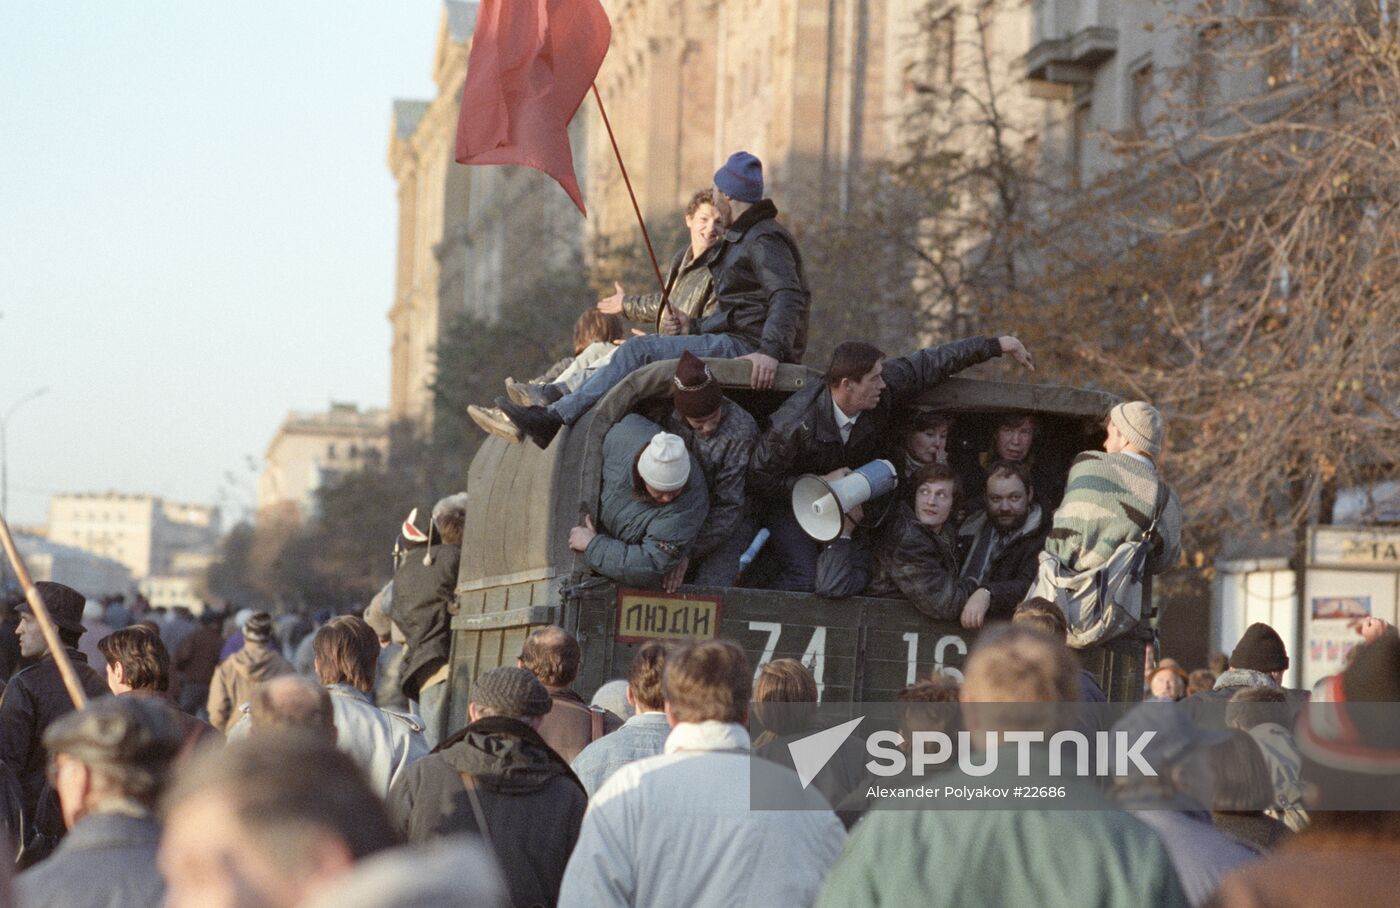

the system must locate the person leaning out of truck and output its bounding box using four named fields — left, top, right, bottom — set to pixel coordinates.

left=662, top=351, right=760, bottom=591
left=567, top=413, right=709, bottom=588
left=821, top=463, right=994, bottom=626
